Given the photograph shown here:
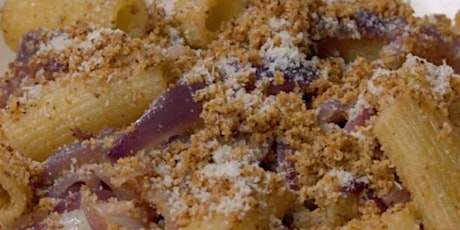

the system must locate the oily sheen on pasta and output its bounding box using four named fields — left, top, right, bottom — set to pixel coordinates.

left=2, top=0, right=460, bottom=229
